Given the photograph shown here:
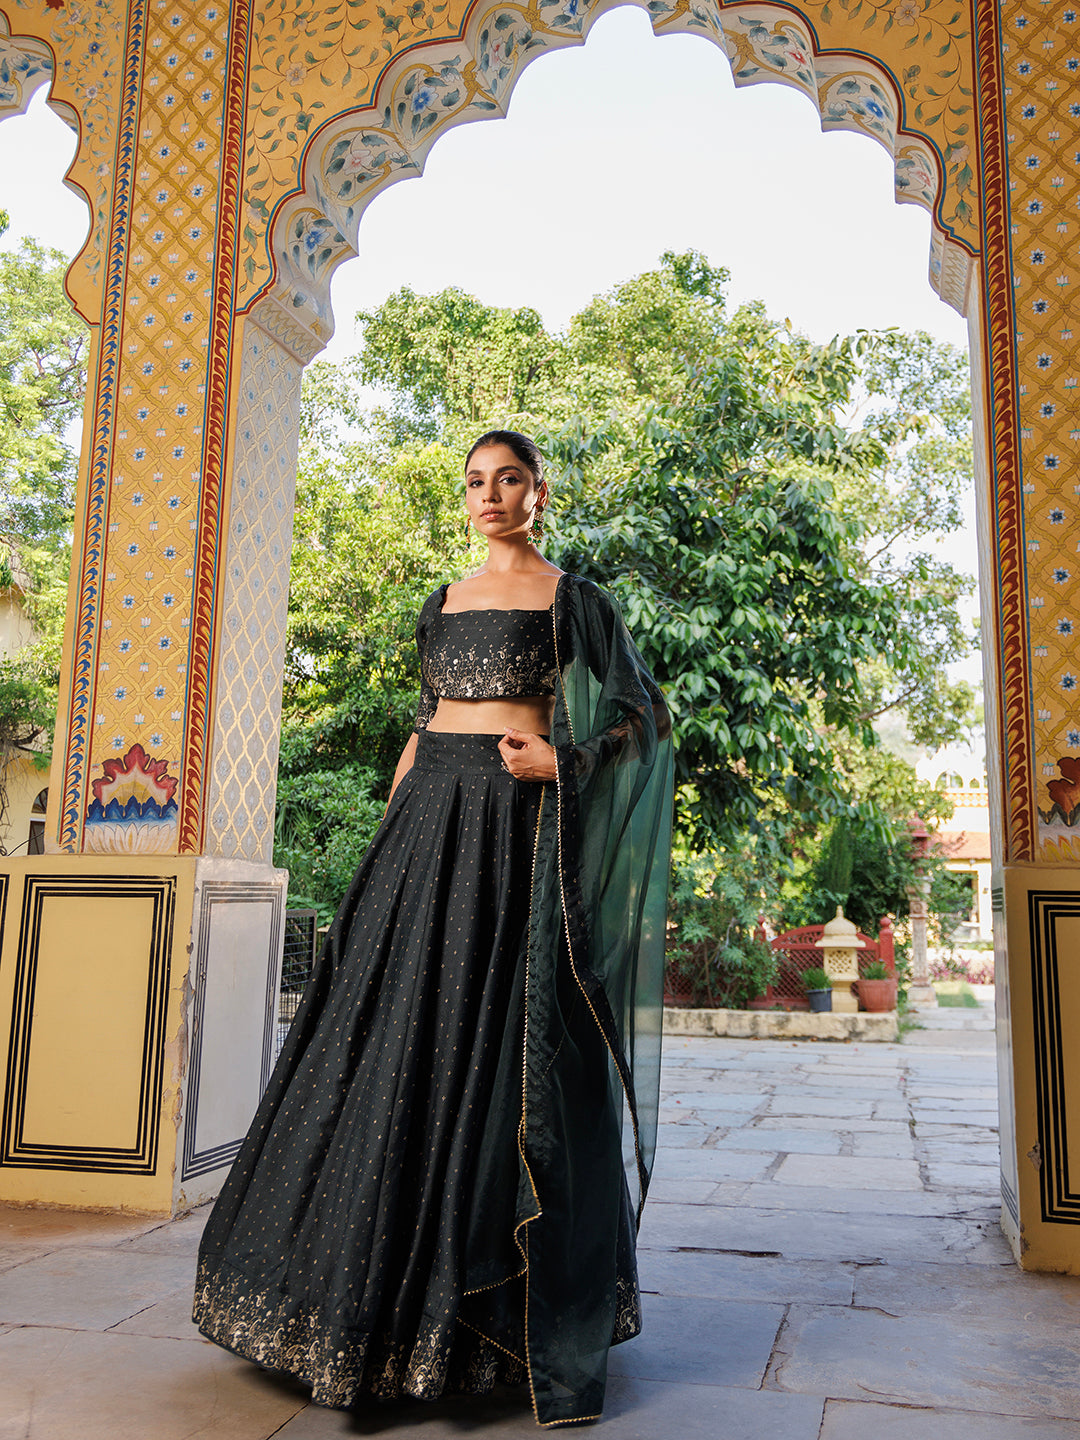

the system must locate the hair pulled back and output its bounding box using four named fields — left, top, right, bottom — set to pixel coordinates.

left=464, top=430, right=545, bottom=488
